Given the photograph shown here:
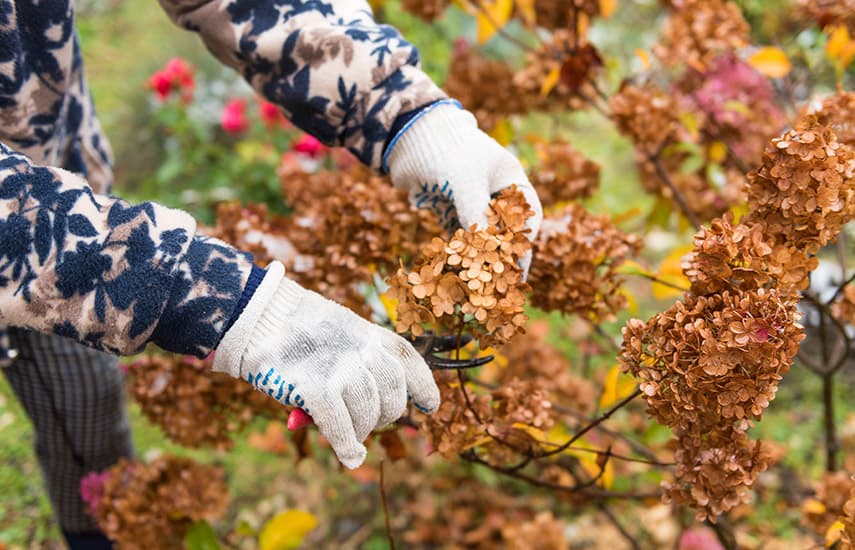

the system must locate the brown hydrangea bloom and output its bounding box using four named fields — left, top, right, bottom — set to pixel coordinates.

left=444, top=40, right=527, bottom=132
left=620, top=285, right=802, bottom=519
left=802, top=472, right=855, bottom=535
left=127, top=354, right=281, bottom=449
left=528, top=203, right=640, bottom=321
left=654, top=0, right=750, bottom=71
left=665, top=428, right=773, bottom=520
left=529, top=139, right=601, bottom=208
left=500, top=511, right=568, bottom=549
left=609, top=84, right=681, bottom=149
left=621, top=288, right=803, bottom=434
left=419, top=371, right=555, bottom=464
left=806, top=92, right=855, bottom=149
left=796, top=0, right=855, bottom=34
left=681, top=216, right=774, bottom=296
left=93, top=455, right=228, bottom=549
left=497, top=320, right=596, bottom=413
left=525, top=0, right=601, bottom=31
left=746, top=120, right=855, bottom=257
left=388, top=186, right=532, bottom=347
left=514, top=31, right=602, bottom=112
left=401, top=0, right=449, bottom=21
